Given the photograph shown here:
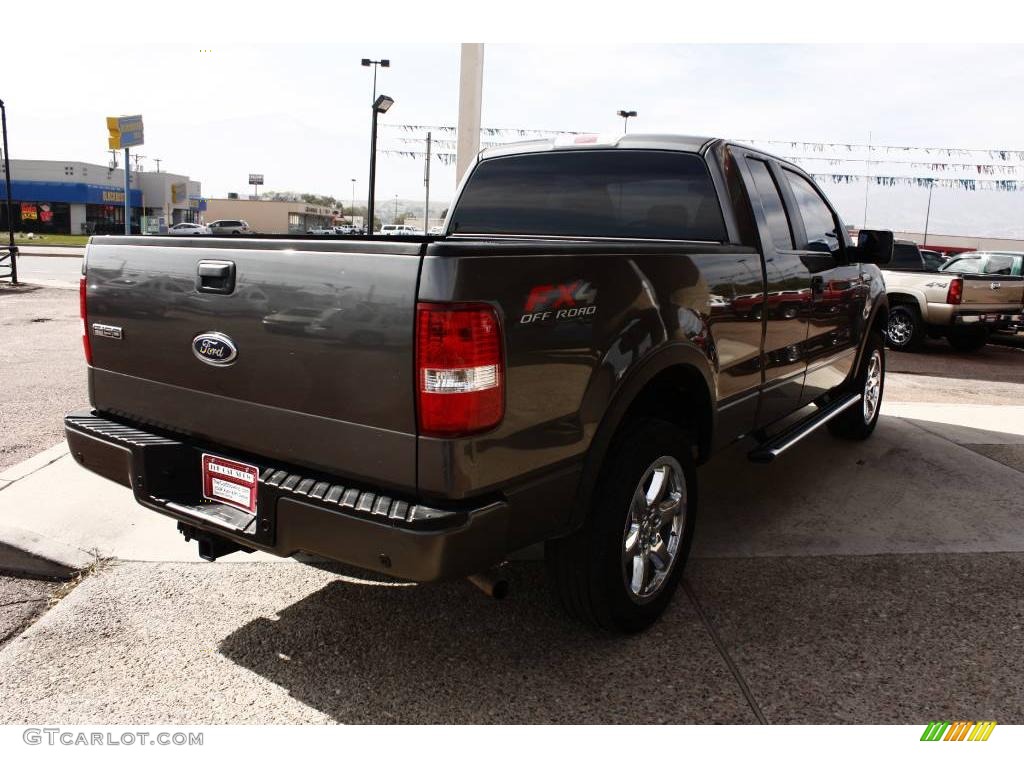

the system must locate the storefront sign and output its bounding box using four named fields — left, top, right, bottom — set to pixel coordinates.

left=107, top=115, right=144, bottom=150
left=101, top=190, right=126, bottom=203
left=21, top=203, right=37, bottom=220
left=171, top=183, right=188, bottom=204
